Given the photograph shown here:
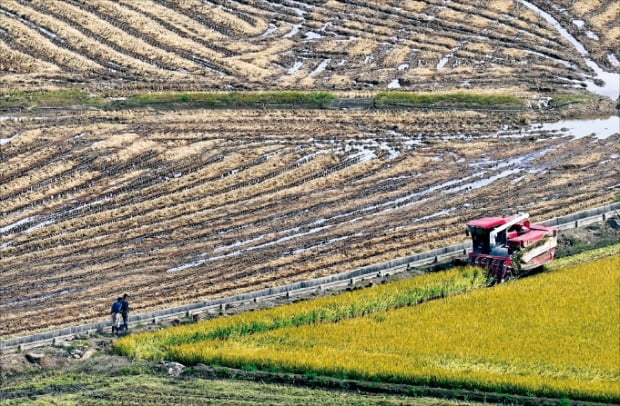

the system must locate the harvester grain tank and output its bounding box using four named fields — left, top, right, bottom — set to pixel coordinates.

left=466, top=212, right=557, bottom=282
